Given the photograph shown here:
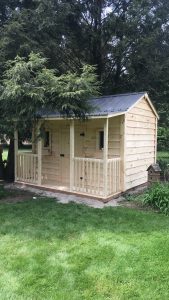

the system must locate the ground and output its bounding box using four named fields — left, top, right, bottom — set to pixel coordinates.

left=0, top=184, right=169, bottom=299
